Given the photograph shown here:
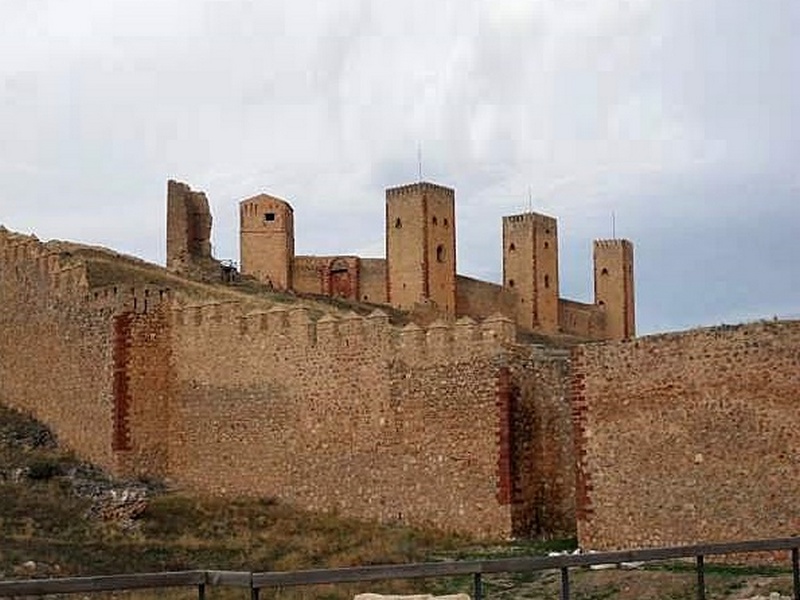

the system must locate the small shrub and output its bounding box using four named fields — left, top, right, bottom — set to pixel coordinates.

left=27, top=458, right=63, bottom=480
